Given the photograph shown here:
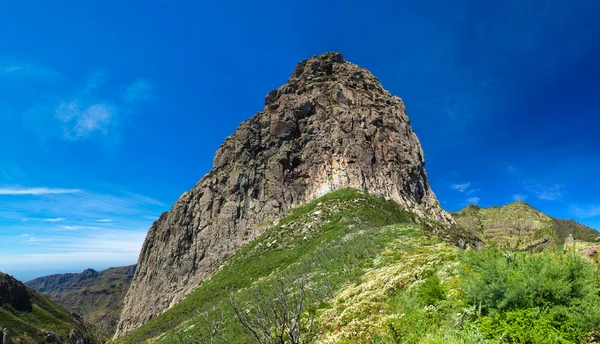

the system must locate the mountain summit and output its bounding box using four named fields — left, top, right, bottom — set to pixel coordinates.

left=115, top=52, right=452, bottom=337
